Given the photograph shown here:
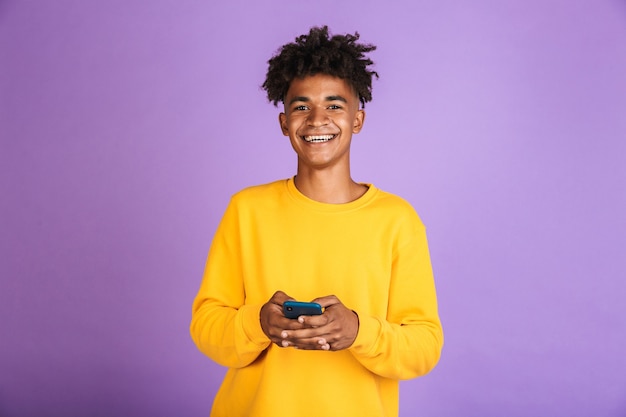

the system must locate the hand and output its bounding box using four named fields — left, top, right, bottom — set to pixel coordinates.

left=260, top=291, right=309, bottom=347
left=280, top=295, right=359, bottom=351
